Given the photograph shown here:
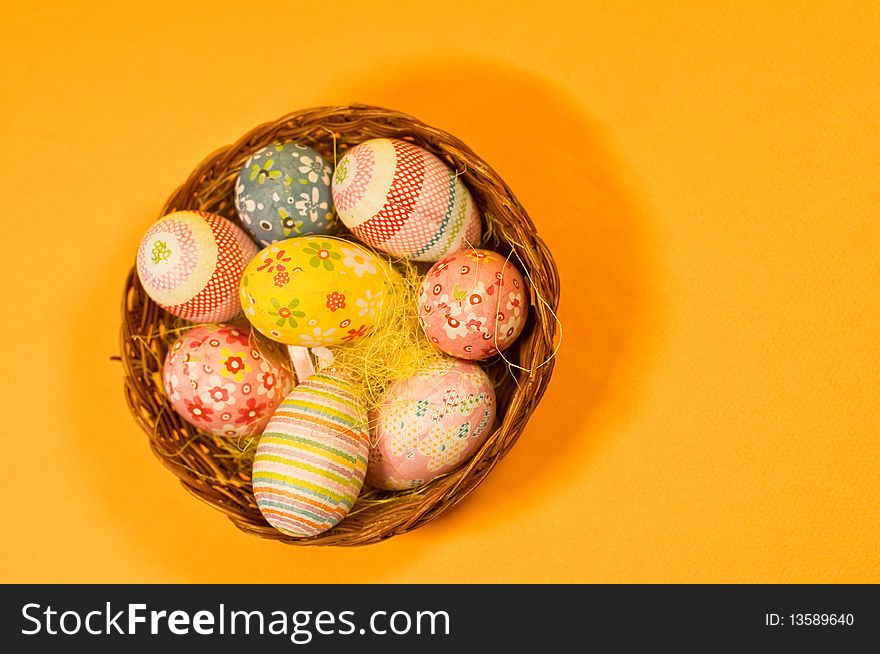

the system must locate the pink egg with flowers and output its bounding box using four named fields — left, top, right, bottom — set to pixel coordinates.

left=162, top=324, right=293, bottom=437
left=418, top=248, right=528, bottom=360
